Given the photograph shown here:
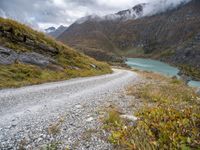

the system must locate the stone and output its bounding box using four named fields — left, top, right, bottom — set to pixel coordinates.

left=25, top=38, right=35, bottom=46
left=37, top=138, right=43, bottom=143
left=90, top=64, right=97, bottom=69
left=18, top=52, right=50, bottom=67
left=120, top=114, right=137, bottom=122
left=0, top=46, right=18, bottom=65
left=47, top=64, right=64, bottom=71
left=73, top=66, right=80, bottom=70
left=37, top=43, right=58, bottom=54
left=86, top=117, right=94, bottom=122
left=75, top=105, right=83, bottom=109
